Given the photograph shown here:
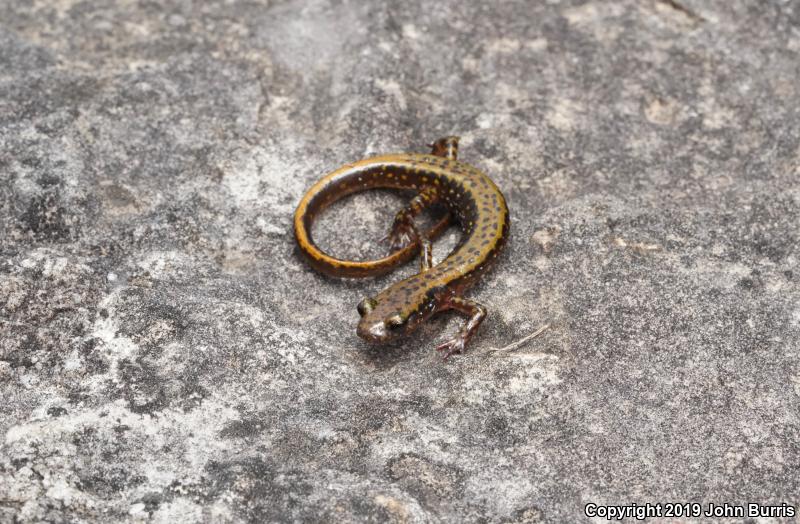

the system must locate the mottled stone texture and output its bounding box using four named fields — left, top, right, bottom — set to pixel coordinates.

left=1, top=0, right=799, bottom=522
